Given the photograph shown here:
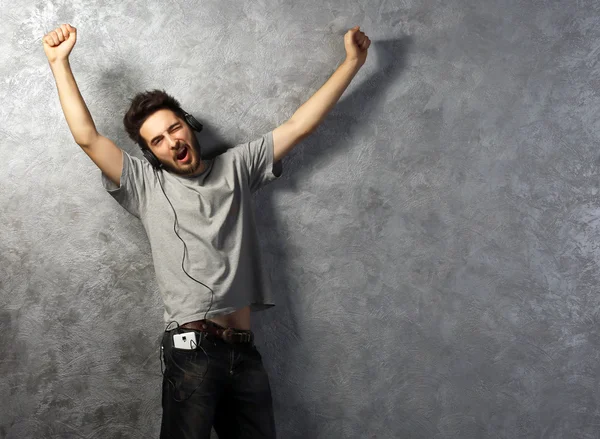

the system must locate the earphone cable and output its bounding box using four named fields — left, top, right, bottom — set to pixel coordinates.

left=156, top=164, right=214, bottom=402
